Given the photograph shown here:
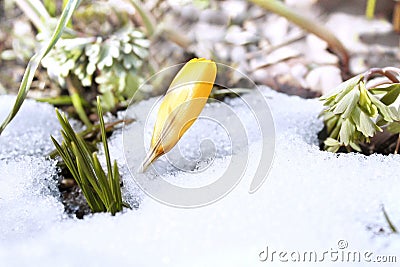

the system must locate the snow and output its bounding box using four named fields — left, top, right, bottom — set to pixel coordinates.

left=0, top=96, right=64, bottom=159
left=1, top=88, right=400, bottom=266
left=0, top=97, right=65, bottom=243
